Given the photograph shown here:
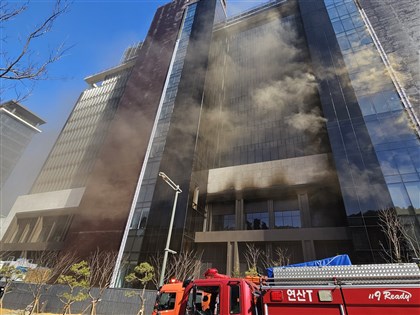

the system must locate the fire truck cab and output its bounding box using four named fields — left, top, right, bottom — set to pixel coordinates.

left=153, top=263, right=420, bottom=315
